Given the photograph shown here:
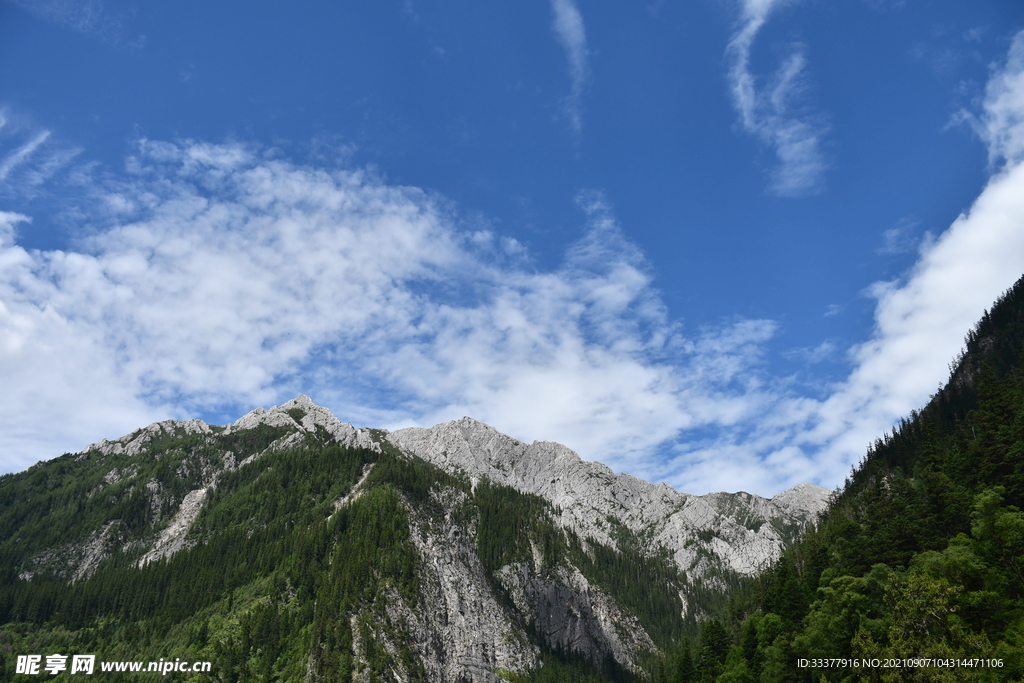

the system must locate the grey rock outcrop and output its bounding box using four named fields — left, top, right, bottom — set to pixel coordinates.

left=81, top=419, right=213, bottom=458
left=227, top=394, right=379, bottom=452
left=401, top=488, right=541, bottom=682
left=137, top=487, right=209, bottom=567
left=386, top=417, right=829, bottom=578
